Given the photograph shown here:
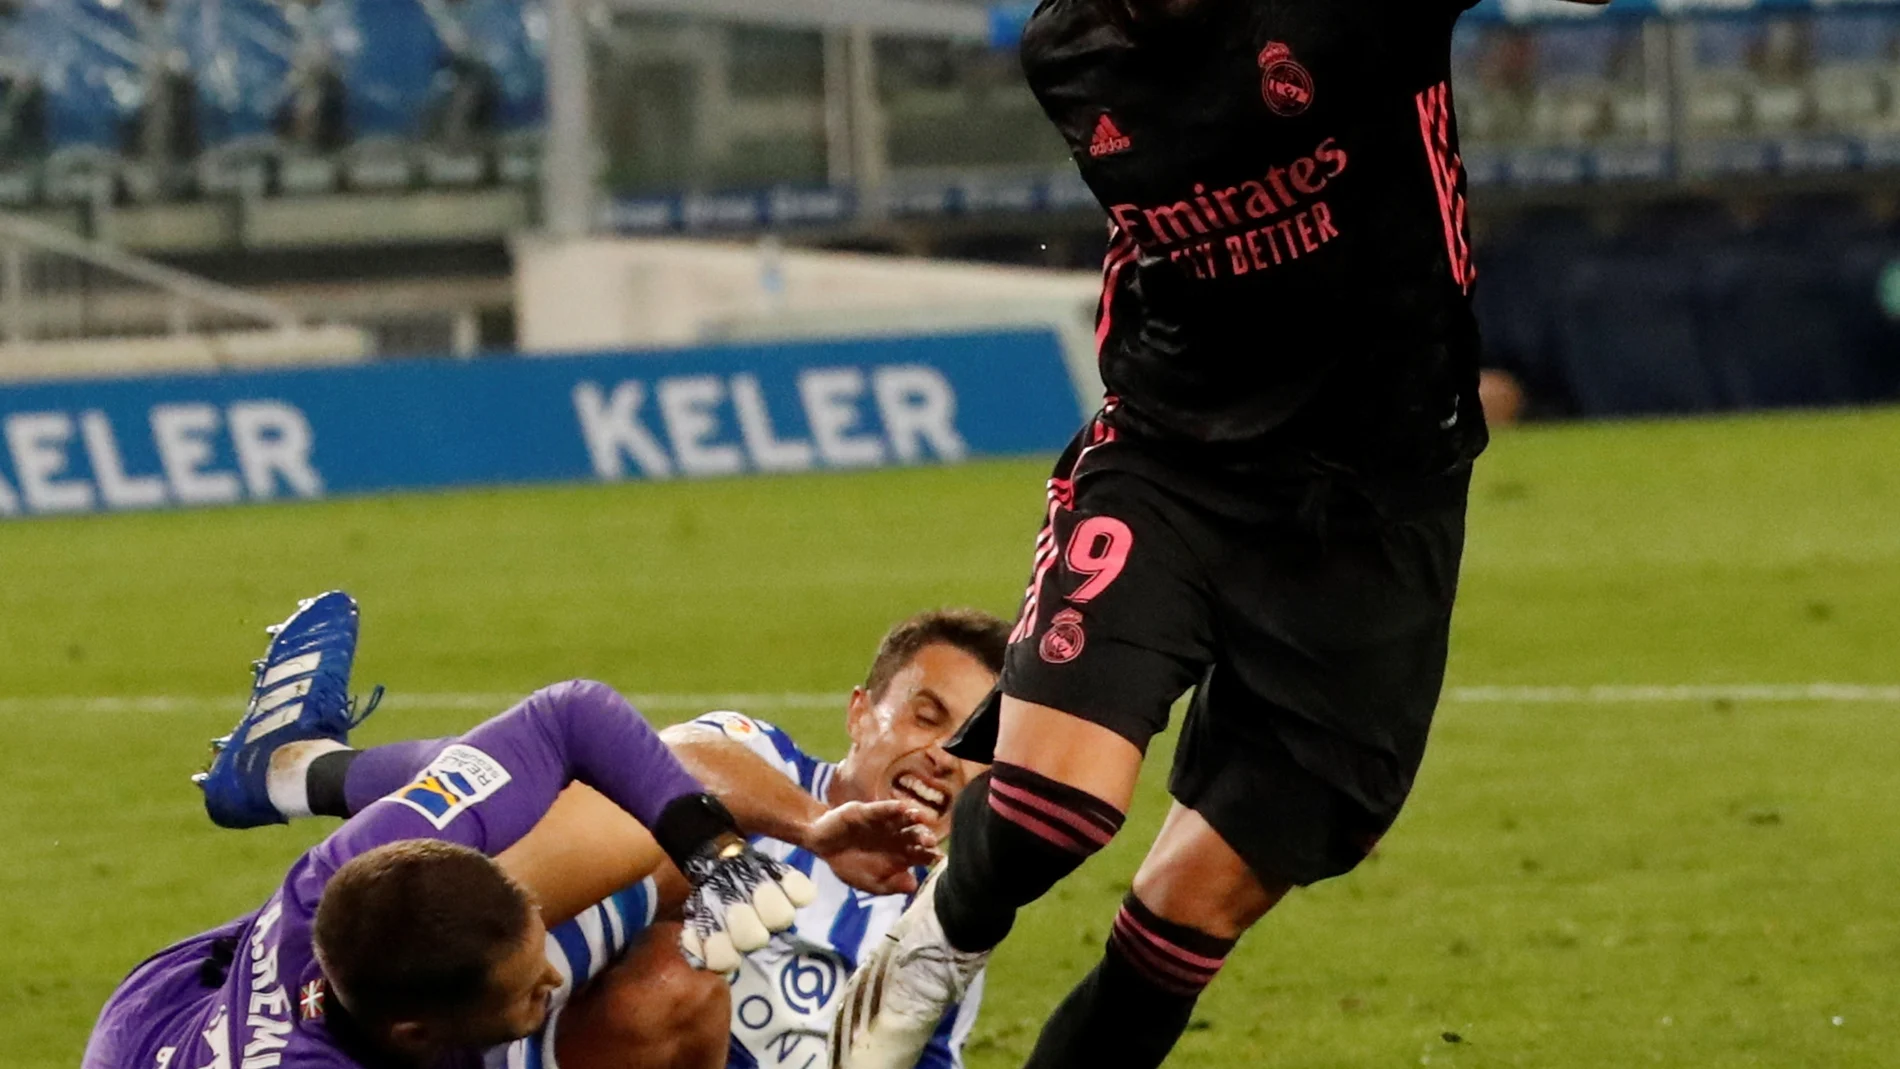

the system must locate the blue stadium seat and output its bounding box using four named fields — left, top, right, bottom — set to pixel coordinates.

left=286, top=0, right=446, bottom=187
left=168, top=0, right=300, bottom=194
left=1450, top=22, right=1486, bottom=83
left=1693, top=19, right=1758, bottom=72
left=0, top=6, right=49, bottom=195
left=1809, top=11, right=1899, bottom=132
left=172, top=0, right=295, bottom=150
left=457, top=0, right=546, bottom=134
left=1811, top=11, right=1893, bottom=64
left=3, top=0, right=148, bottom=200
left=1552, top=256, right=1723, bottom=416
left=317, top=0, right=444, bottom=141
left=1529, top=25, right=1612, bottom=142
left=7, top=0, right=142, bottom=155
left=1537, top=24, right=1619, bottom=82
left=1684, top=19, right=1761, bottom=137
